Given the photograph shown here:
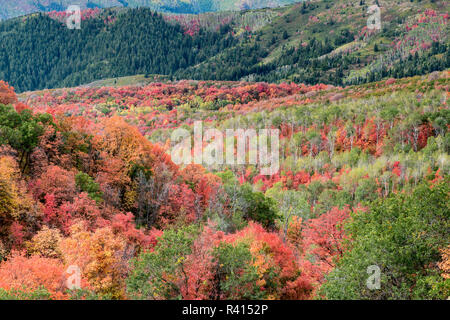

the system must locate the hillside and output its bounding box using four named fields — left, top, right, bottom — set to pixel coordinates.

left=0, top=8, right=238, bottom=93
left=0, top=0, right=299, bottom=20
left=0, top=0, right=448, bottom=93
left=0, top=0, right=449, bottom=303
left=1, top=68, right=449, bottom=299
left=175, top=0, right=449, bottom=85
